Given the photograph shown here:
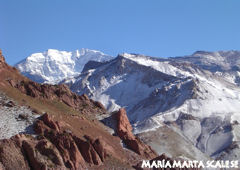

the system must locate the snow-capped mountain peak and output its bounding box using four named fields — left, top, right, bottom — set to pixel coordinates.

left=15, top=48, right=113, bottom=84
